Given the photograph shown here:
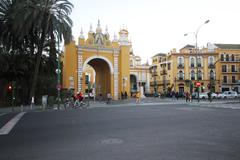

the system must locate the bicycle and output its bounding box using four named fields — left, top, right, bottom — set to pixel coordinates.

left=74, top=99, right=87, bottom=110
left=64, top=98, right=74, bottom=110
